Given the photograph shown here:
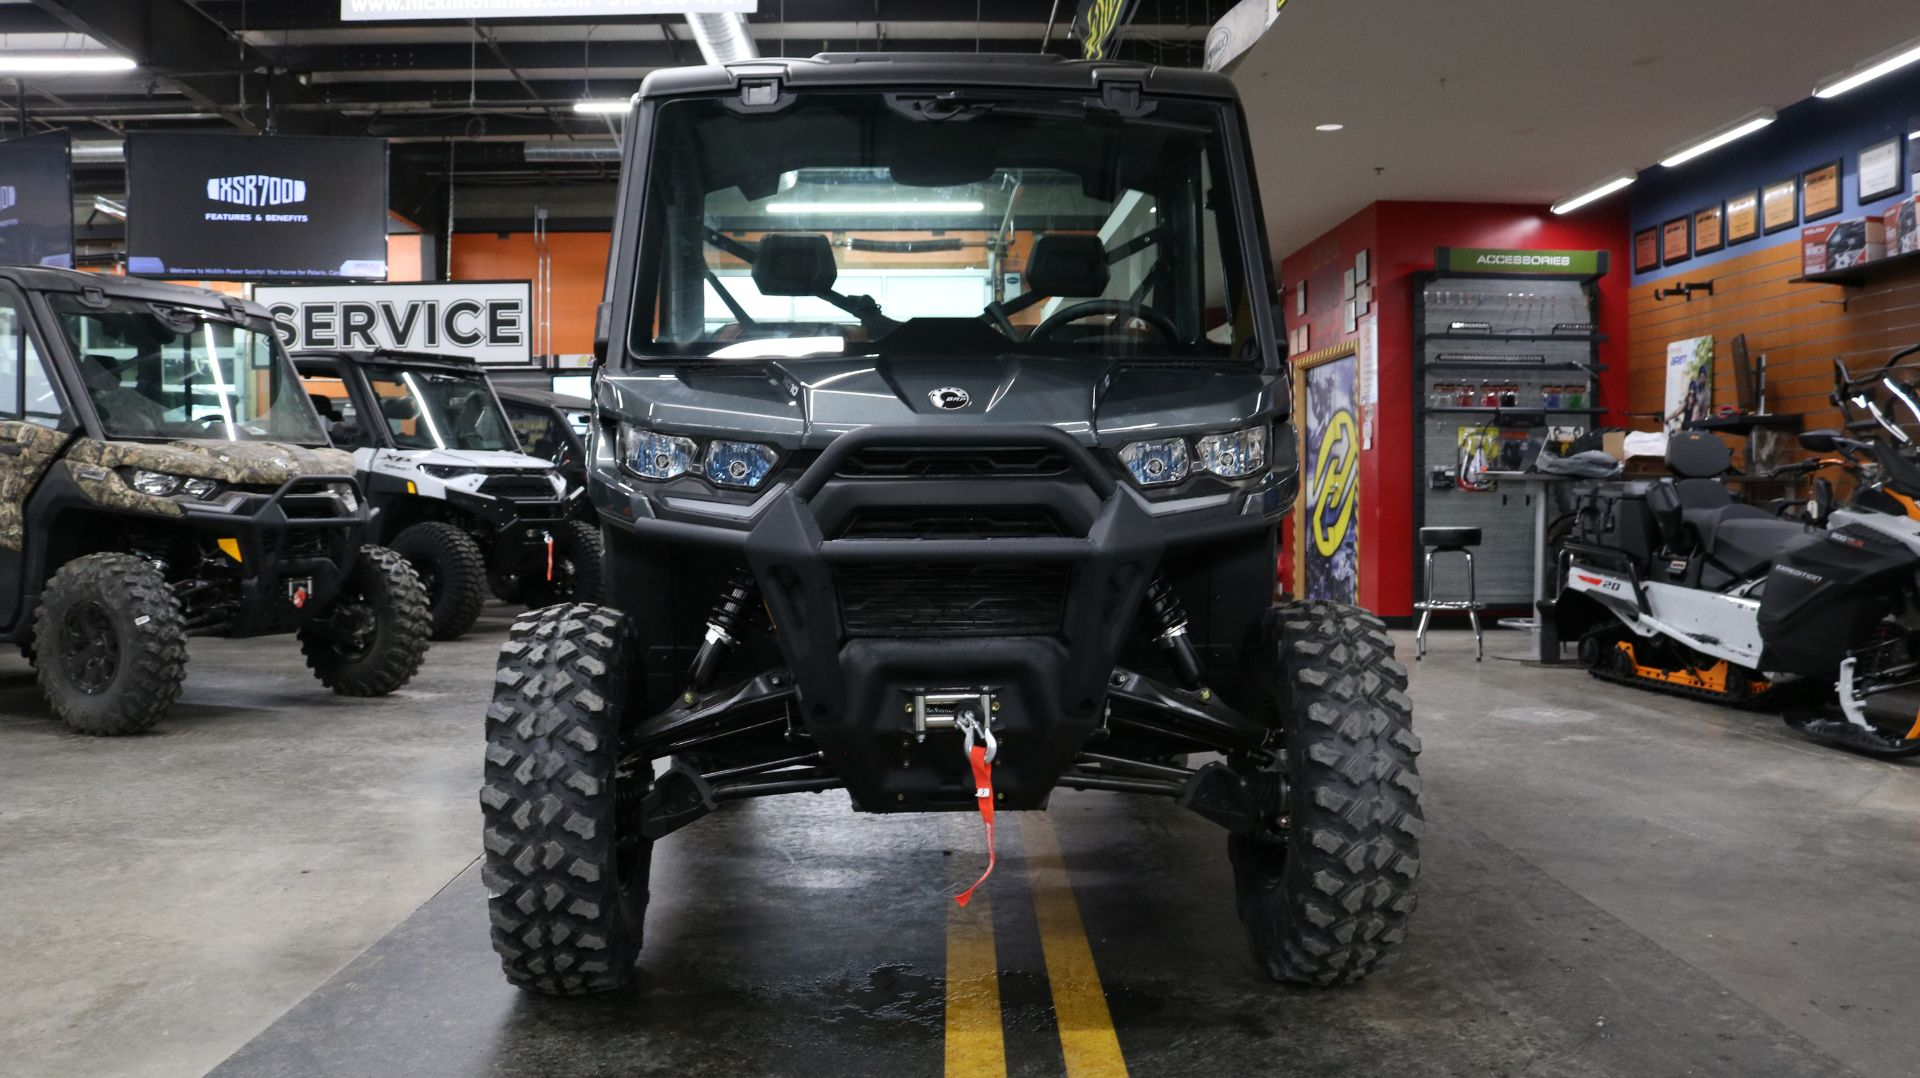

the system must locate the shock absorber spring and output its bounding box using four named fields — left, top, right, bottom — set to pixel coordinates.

left=1144, top=573, right=1206, bottom=690
left=688, top=566, right=760, bottom=691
